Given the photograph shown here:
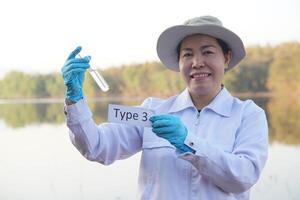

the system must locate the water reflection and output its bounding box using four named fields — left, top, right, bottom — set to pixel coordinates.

left=0, top=103, right=66, bottom=128
left=0, top=96, right=300, bottom=144
left=1, top=98, right=300, bottom=200
left=267, top=95, right=300, bottom=144
left=0, top=99, right=141, bottom=128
